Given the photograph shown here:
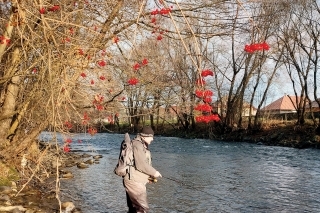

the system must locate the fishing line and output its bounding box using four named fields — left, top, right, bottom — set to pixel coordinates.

left=160, top=176, right=230, bottom=213
left=162, top=176, right=222, bottom=200
left=149, top=176, right=230, bottom=212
